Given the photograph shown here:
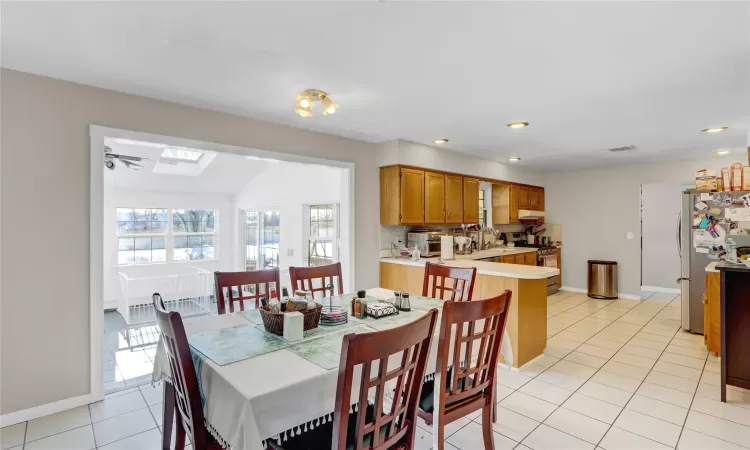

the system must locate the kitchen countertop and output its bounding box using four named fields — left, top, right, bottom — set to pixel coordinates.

left=706, top=262, right=720, bottom=273
left=379, top=256, right=559, bottom=279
